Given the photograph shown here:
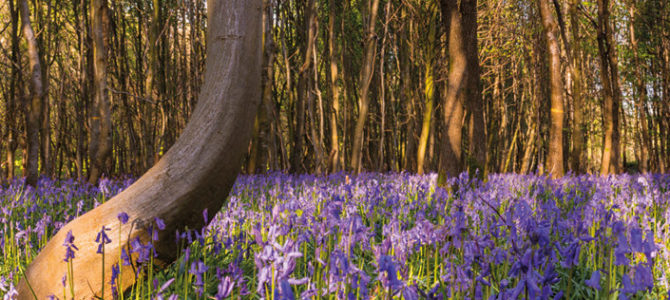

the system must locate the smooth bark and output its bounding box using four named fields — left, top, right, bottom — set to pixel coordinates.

left=539, top=0, right=565, bottom=178
left=438, top=0, right=467, bottom=180
left=88, top=0, right=112, bottom=184
left=18, top=0, right=262, bottom=297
